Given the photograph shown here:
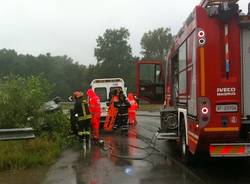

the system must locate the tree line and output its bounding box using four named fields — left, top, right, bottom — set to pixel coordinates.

left=0, top=27, right=172, bottom=99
